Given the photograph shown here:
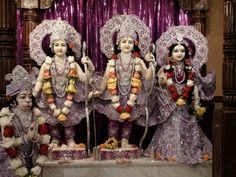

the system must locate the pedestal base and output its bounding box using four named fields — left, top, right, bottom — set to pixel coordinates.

left=100, top=148, right=142, bottom=160
left=51, top=147, right=87, bottom=160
